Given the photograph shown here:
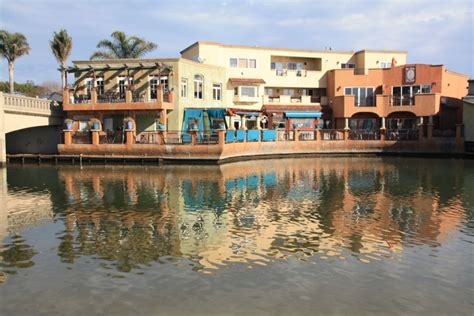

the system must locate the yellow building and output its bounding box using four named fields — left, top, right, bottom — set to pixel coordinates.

left=63, top=41, right=407, bottom=139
